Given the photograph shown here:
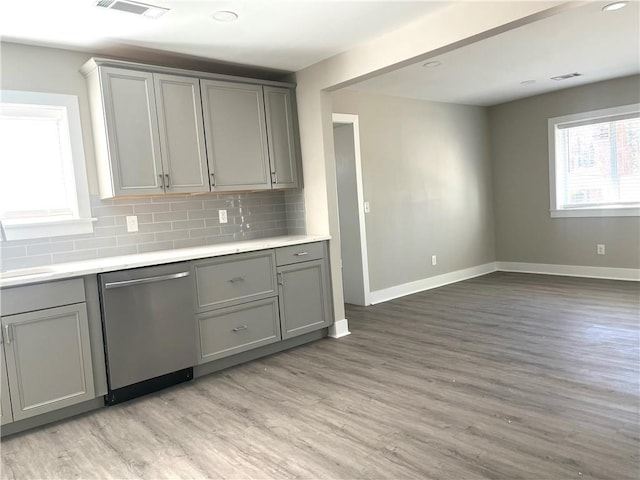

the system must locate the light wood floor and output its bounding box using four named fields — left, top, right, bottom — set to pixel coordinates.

left=2, top=272, right=639, bottom=479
